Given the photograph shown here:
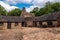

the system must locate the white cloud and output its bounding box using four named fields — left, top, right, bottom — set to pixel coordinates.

left=0, top=0, right=60, bottom=12
left=0, top=1, right=18, bottom=11
left=26, top=0, right=60, bottom=12
left=3, top=0, right=59, bottom=5
left=26, top=5, right=41, bottom=12
left=3, top=0, right=32, bottom=4
left=26, top=6, right=37, bottom=12
left=32, top=0, right=59, bottom=7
